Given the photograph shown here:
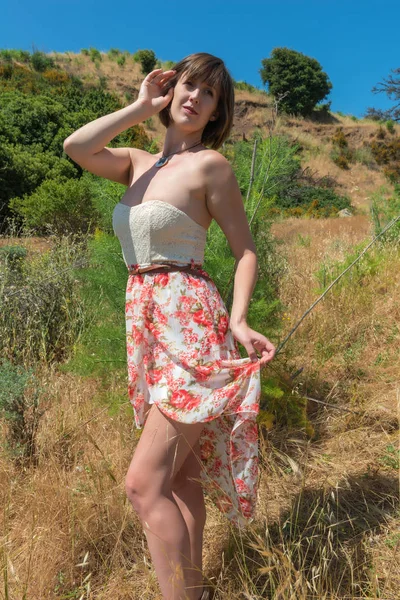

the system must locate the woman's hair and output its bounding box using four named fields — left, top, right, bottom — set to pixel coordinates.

left=158, top=52, right=234, bottom=150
